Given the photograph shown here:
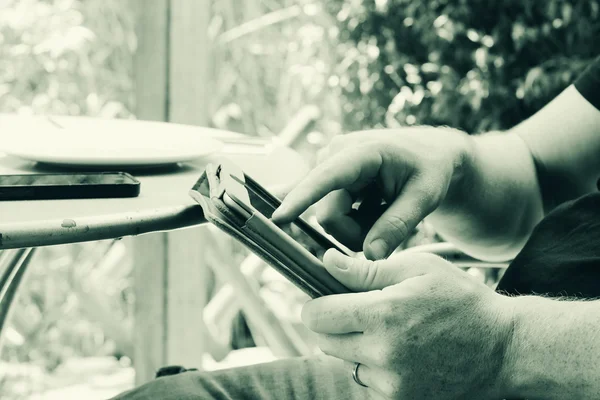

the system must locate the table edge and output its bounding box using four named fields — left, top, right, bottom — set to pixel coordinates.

left=0, top=205, right=206, bottom=249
